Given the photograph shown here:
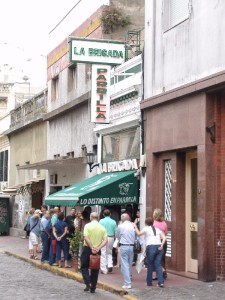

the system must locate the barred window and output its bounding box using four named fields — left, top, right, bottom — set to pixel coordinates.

left=164, top=160, right=172, bottom=222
